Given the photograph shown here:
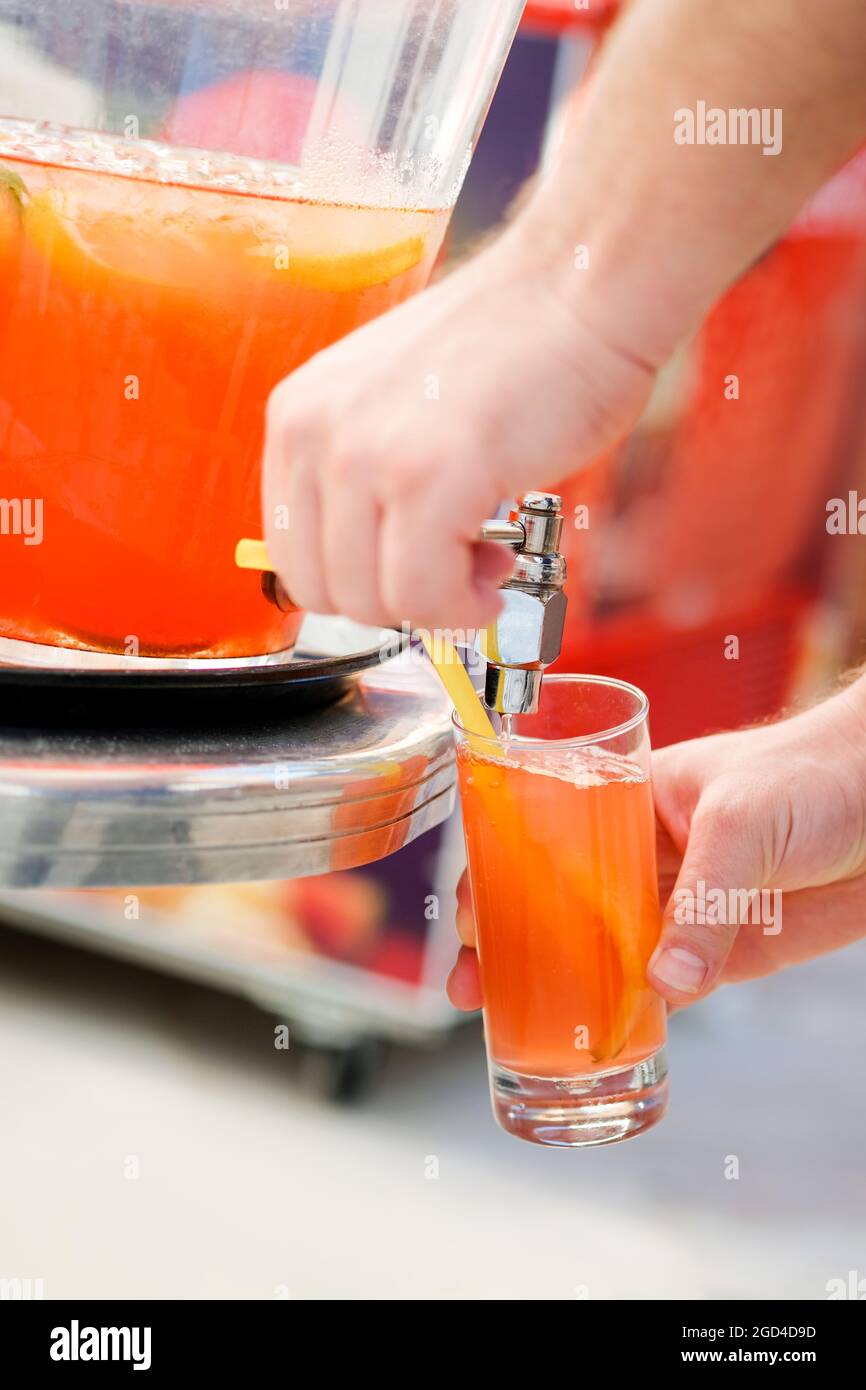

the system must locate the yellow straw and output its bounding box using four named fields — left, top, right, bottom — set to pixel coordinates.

left=235, top=538, right=272, bottom=572
left=416, top=632, right=498, bottom=742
